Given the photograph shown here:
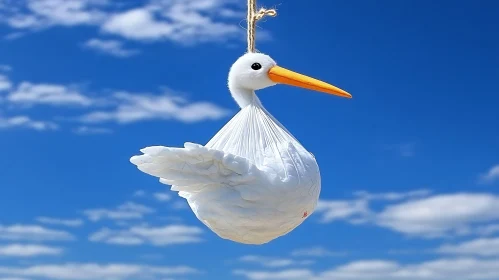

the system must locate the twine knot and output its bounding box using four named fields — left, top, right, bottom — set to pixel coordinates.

left=247, top=0, right=277, bottom=53
left=254, top=8, right=277, bottom=21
